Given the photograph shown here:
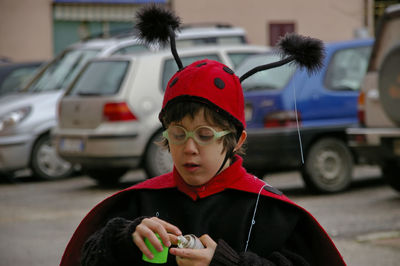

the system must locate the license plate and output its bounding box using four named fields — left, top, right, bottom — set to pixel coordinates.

left=59, top=138, right=84, bottom=153
left=394, top=140, right=400, bottom=156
